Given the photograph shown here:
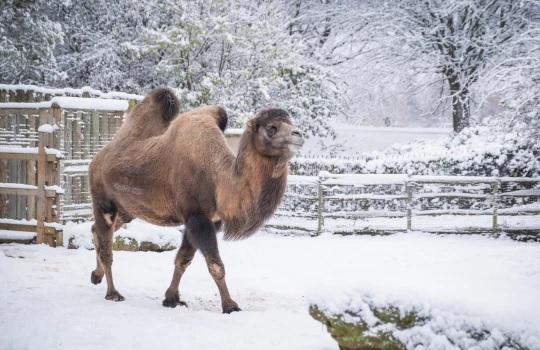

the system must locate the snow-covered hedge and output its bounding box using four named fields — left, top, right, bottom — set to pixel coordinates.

left=292, top=124, right=540, bottom=177
left=309, top=292, right=540, bottom=350
left=65, top=220, right=182, bottom=251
